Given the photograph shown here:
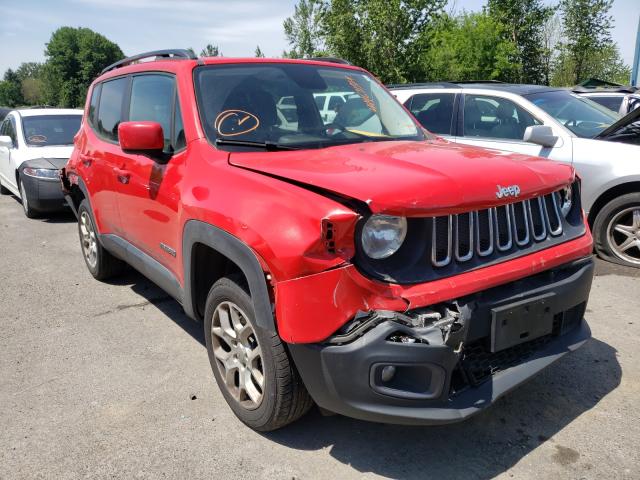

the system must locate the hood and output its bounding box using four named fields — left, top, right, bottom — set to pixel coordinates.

left=228, top=140, right=574, bottom=215
left=22, top=157, right=68, bottom=169
left=23, top=145, right=74, bottom=162
left=596, top=106, right=640, bottom=140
